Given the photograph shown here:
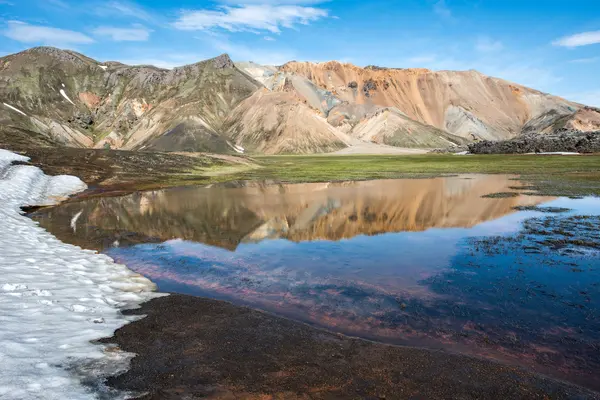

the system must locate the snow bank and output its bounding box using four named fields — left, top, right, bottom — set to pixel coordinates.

left=3, top=102, right=27, bottom=117
left=227, top=141, right=245, bottom=154
left=524, top=152, right=581, bottom=156
left=0, top=149, right=161, bottom=399
left=59, top=89, right=75, bottom=105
